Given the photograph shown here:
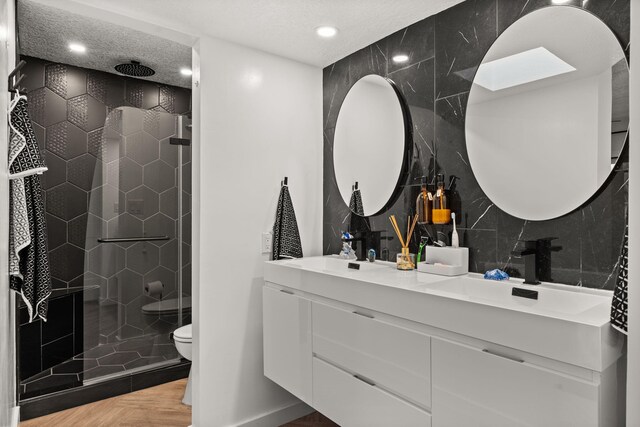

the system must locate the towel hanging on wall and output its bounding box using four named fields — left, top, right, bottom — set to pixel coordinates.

left=348, top=187, right=370, bottom=235
left=349, top=184, right=365, bottom=216
left=610, top=224, right=628, bottom=334
left=272, top=177, right=303, bottom=260
left=8, top=94, right=52, bottom=322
